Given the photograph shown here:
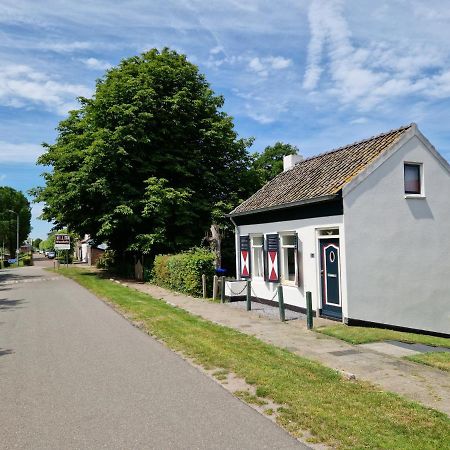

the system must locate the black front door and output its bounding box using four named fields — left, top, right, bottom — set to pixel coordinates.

left=320, top=238, right=342, bottom=319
